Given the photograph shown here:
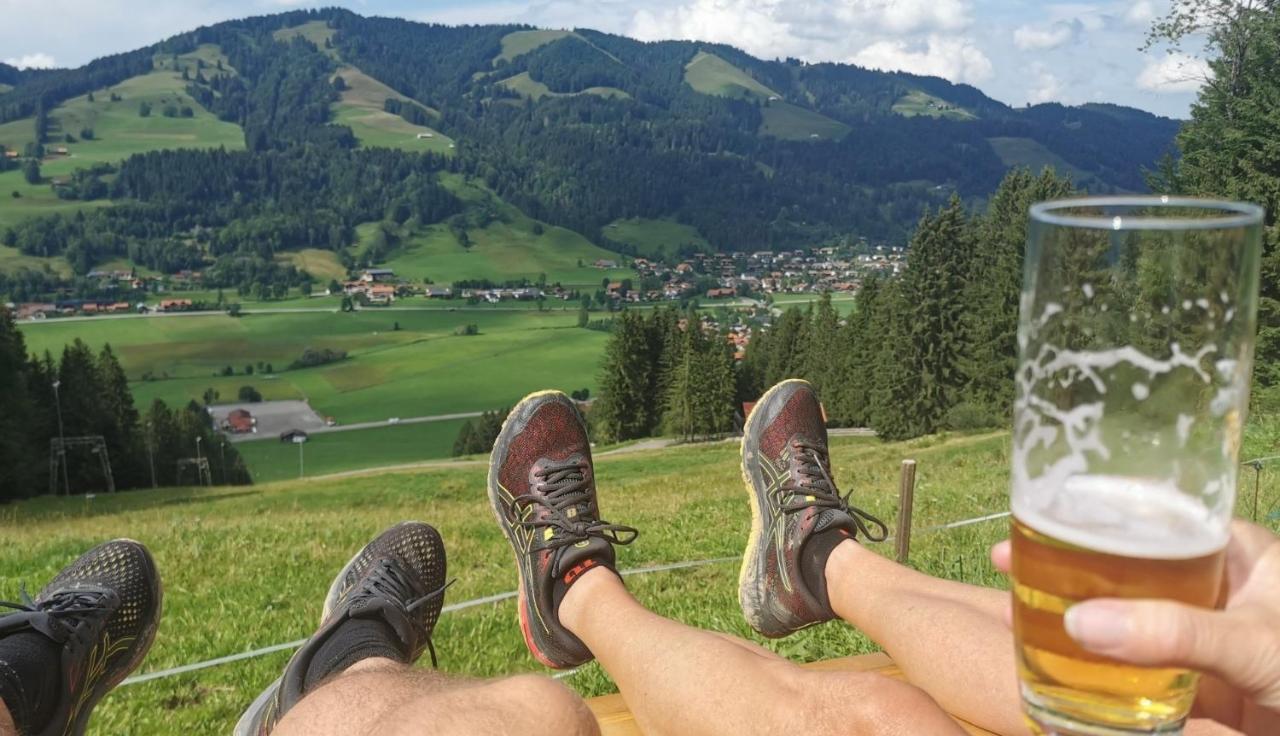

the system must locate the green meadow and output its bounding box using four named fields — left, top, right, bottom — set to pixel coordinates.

left=892, top=90, right=977, bottom=121
left=605, top=217, right=712, bottom=258
left=495, top=30, right=574, bottom=64
left=684, top=51, right=778, bottom=100
left=3, top=420, right=1277, bottom=736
